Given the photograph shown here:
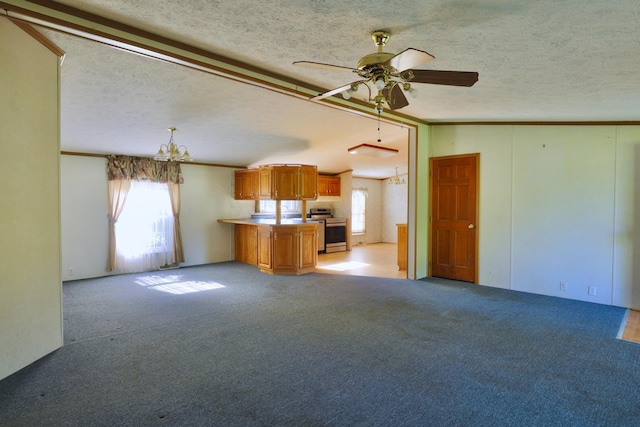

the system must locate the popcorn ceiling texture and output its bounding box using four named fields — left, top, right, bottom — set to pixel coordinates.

left=36, top=0, right=640, bottom=175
